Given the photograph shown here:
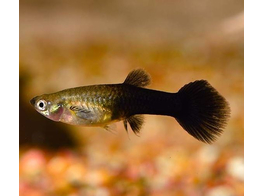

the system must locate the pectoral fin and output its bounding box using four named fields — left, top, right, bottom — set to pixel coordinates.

left=70, top=106, right=93, bottom=120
